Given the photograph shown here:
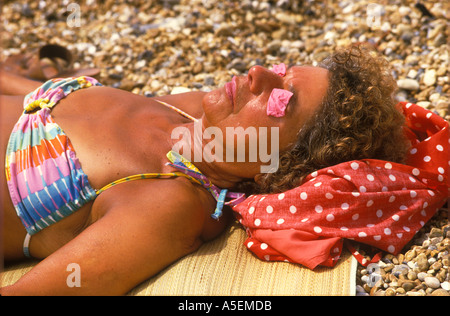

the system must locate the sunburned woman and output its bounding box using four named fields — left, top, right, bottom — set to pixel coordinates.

left=0, top=45, right=409, bottom=295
